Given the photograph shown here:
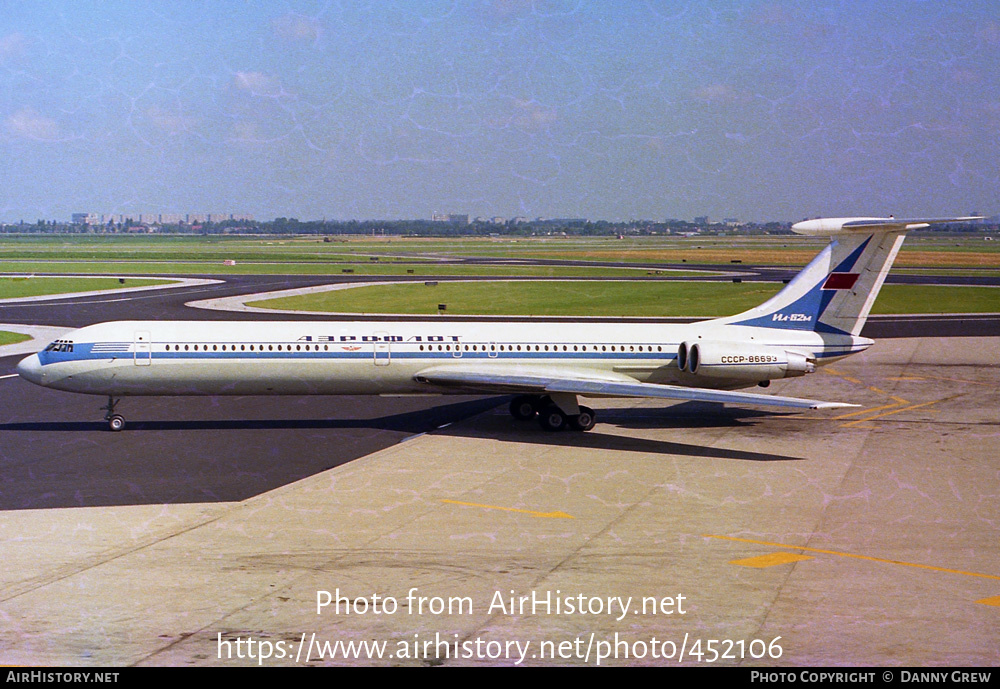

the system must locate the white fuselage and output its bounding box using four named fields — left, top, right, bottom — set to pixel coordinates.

left=20, top=319, right=870, bottom=397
